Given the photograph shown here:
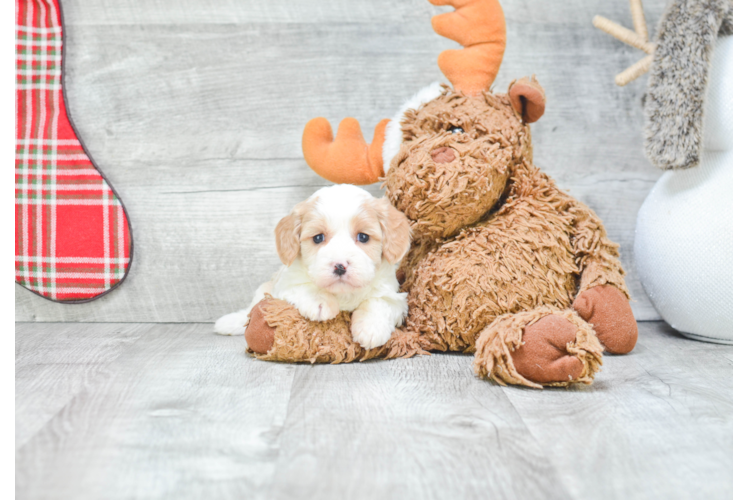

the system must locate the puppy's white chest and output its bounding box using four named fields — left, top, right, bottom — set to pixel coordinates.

left=335, top=293, right=367, bottom=312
